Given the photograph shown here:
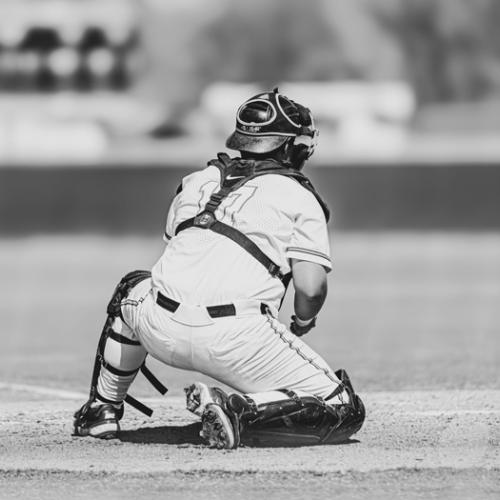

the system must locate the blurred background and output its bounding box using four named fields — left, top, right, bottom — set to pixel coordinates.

left=0, top=0, right=499, bottom=395
left=1, top=0, right=500, bottom=165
